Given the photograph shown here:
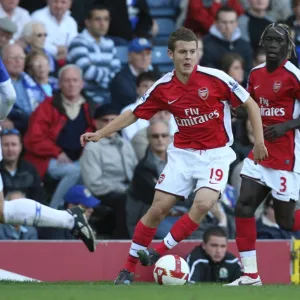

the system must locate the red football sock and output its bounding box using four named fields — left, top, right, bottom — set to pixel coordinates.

left=236, top=217, right=258, bottom=279
left=292, top=210, right=300, bottom=231
left=155, top=213, right=199, bottom=256
left=235, top=217, right=257, bottom=251
left=125, top=220, right=156, bottom=273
